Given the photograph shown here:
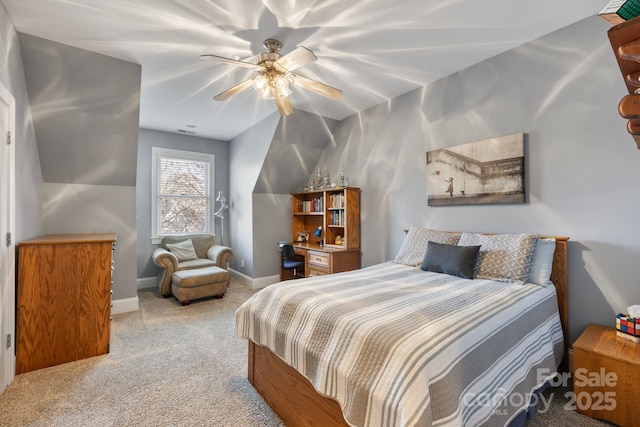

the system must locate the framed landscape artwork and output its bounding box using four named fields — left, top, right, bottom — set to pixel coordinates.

left=426, top=133, right=525, bottom=206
